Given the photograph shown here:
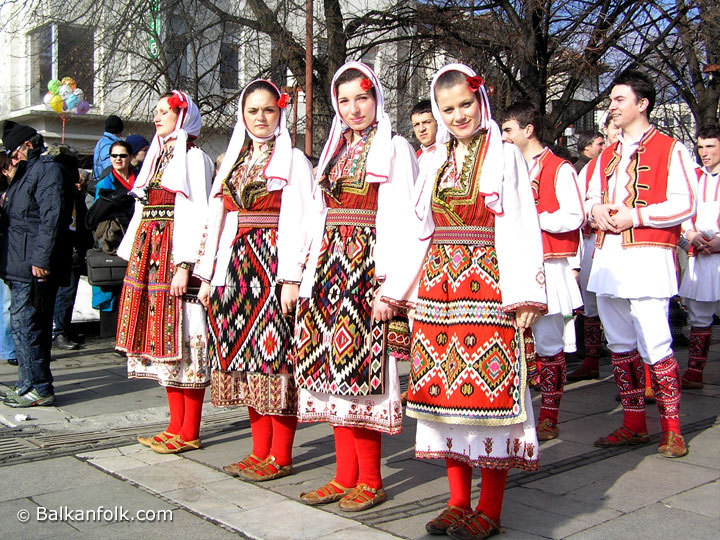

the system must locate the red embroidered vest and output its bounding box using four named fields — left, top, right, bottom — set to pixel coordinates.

left=596, top=127, right=679, bottom=249
left=532, top=149, right=581, bottom=259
